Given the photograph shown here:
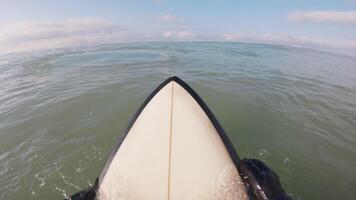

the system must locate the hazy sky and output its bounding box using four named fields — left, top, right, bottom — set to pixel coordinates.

left=1, top=0, right=356, bottom=54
